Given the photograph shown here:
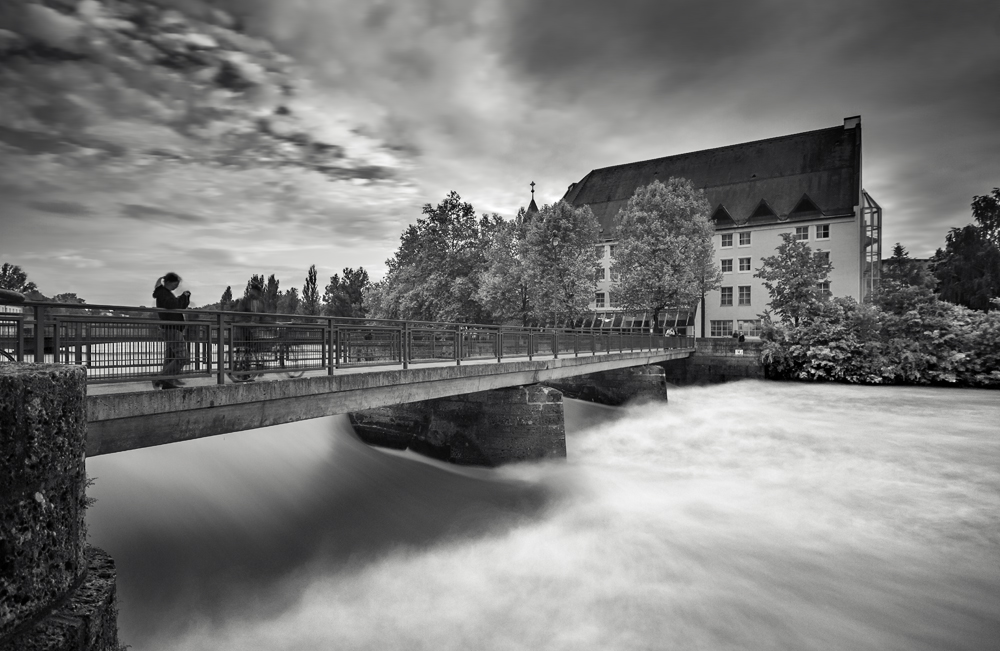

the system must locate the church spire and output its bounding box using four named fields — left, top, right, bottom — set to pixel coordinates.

left=526, top=181, right=539, bottom=215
